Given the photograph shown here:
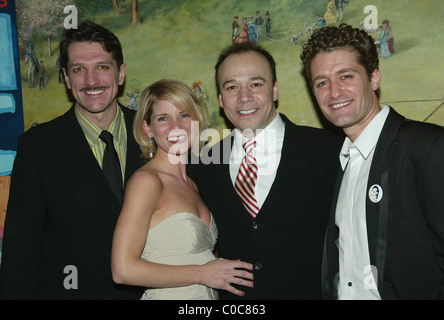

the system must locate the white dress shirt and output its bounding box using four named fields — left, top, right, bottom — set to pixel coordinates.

left=230, top=111, right=285, bottom=209
left=336, top=105, right=390, bottom=300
